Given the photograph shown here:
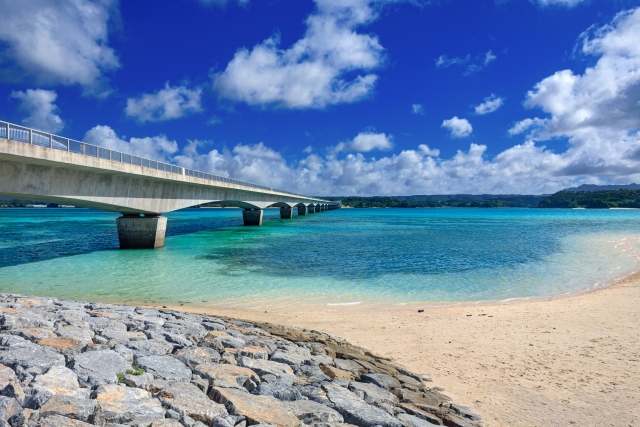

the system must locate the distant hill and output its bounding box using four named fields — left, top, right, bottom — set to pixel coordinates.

left=321, top=194, right=545, bottom=208
left=562, top=183, right=640, bottom=192
left=538, top=189, right=640, bottom=208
